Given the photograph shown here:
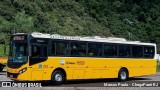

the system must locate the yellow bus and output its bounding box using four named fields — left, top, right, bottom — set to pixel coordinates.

left=7, top=32, right=157, bottom=84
